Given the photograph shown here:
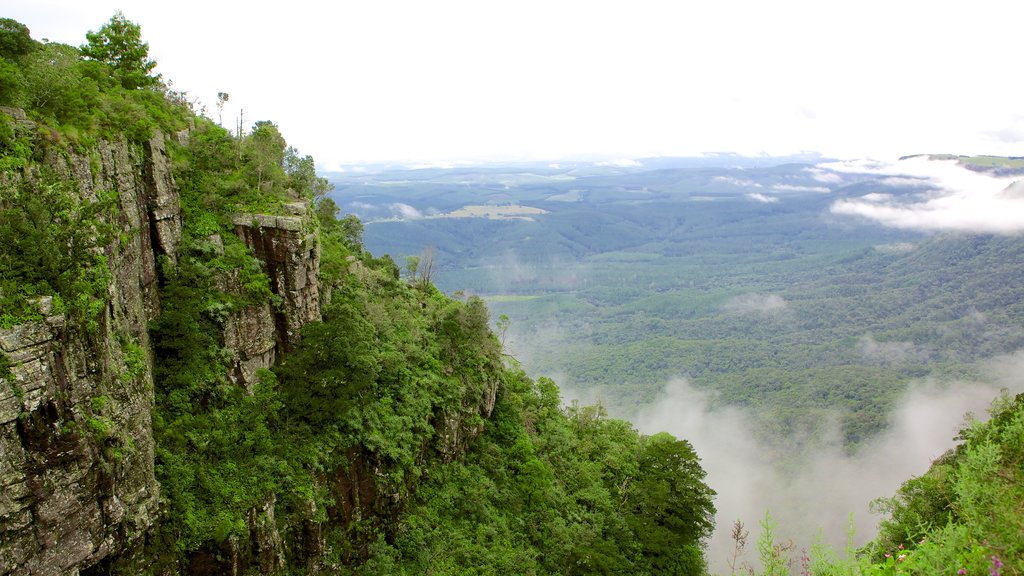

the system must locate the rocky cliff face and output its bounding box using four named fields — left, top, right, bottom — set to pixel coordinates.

left=226, top=201, right=321, bottom=387
left=0, top=112, right=327, bottom=573
left=0, top=129, right=179, bottom=575
left=2, top=108, right=498, bottom=575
